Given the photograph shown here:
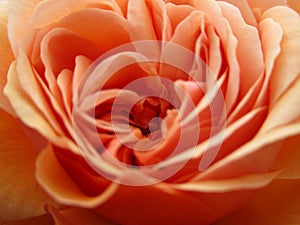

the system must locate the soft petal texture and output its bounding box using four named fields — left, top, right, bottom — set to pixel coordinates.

left=262, top=6, right=300, bottom=106
left=7, top=0, right=123, bottom=55
left=196, top=122, right=300, bottom=180
left=0, top=109, right=55, bottom=222
left=214, top=179, right=300, bottom=225
left=259, top=72, right=300, bottom=133
left=219, top=0, right=257, bottom=26
left=95, top=176, right=214, bottom=225
left=247, top=0, right=287, bottom=12
left=272, top=135, right=300, bottom=179
left=7, top=0, right=42, bottom=55
left=288, top=0, right=300, bottom=14
left=2, top=214, right=53, bottom=225
left=4, top=61, right=77, bottom=151
left=46, top=206, right=117, bottom=225
left=0, top=1, right=14, bottom=114
left=218, top=1, right=264, bottom=97
left=36, top=144, right=119, bottom=208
